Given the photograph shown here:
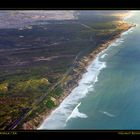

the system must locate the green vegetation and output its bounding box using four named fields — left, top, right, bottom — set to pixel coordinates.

left=11, top=78, right=49, bottom=95
left=46, top=99, right=55, bottom=109
left=52, top=86, right=63, bottom=96
left=0, top=83, right=8, bottom=94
